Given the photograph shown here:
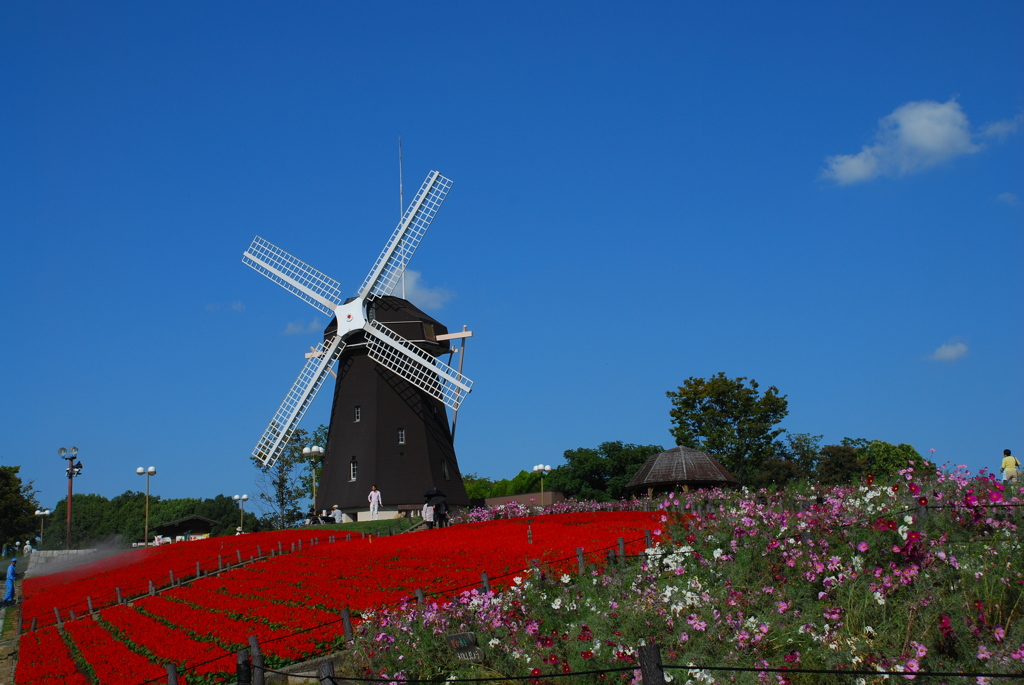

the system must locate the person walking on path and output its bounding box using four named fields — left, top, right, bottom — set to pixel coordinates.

left=368, top=486, right=382, bottom=520
left=4, top=558, right=17, bottom=606
left=1001, top=449, right=1020, bottom=483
